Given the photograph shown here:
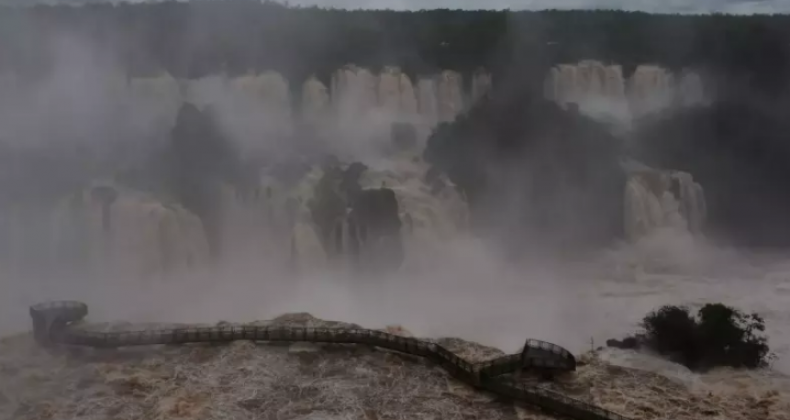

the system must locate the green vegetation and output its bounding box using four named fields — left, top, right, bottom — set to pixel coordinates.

left=424, top=92, right=626, bottom=250
left=0, top=1, right=788, bottom=98
left=631, top=97, right=790, bottom=247
left=641, top=303, right=773, bottom=370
